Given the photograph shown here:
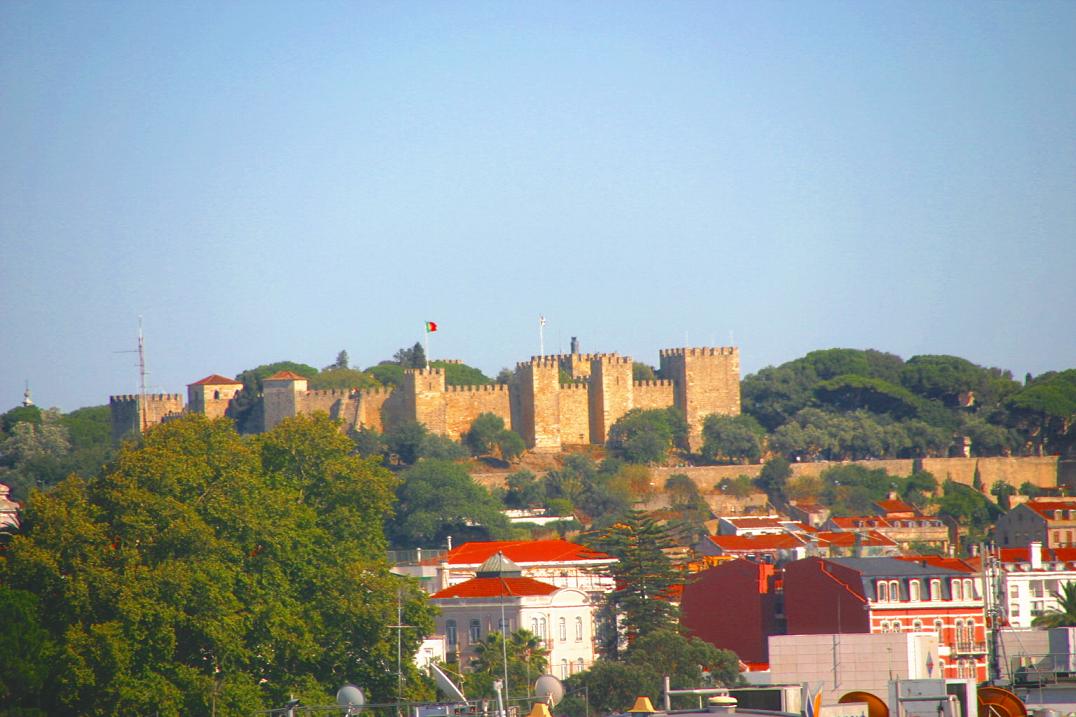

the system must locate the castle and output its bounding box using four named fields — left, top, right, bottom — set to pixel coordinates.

left=110, top=346, right=741, bottom=452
